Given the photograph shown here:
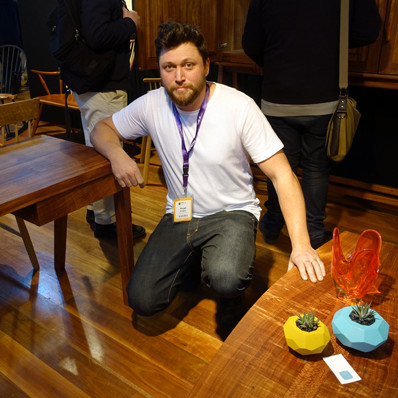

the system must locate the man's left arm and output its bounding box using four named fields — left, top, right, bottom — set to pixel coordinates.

left=258, top=150, right=326, bottom=283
